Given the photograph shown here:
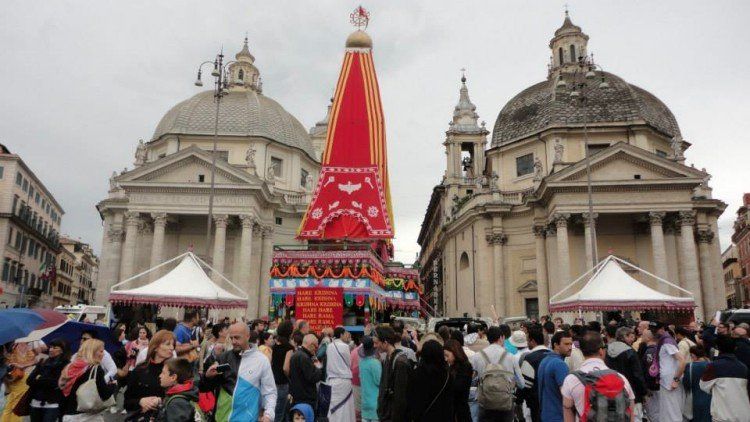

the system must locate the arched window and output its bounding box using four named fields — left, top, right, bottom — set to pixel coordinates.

left=570, top=44, right=577, bottom=62
left=558, top=47, right=564, bottom=65
left=238, top=69, right=244, bottom=80
left=459, top=252, right=470, bottom=270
